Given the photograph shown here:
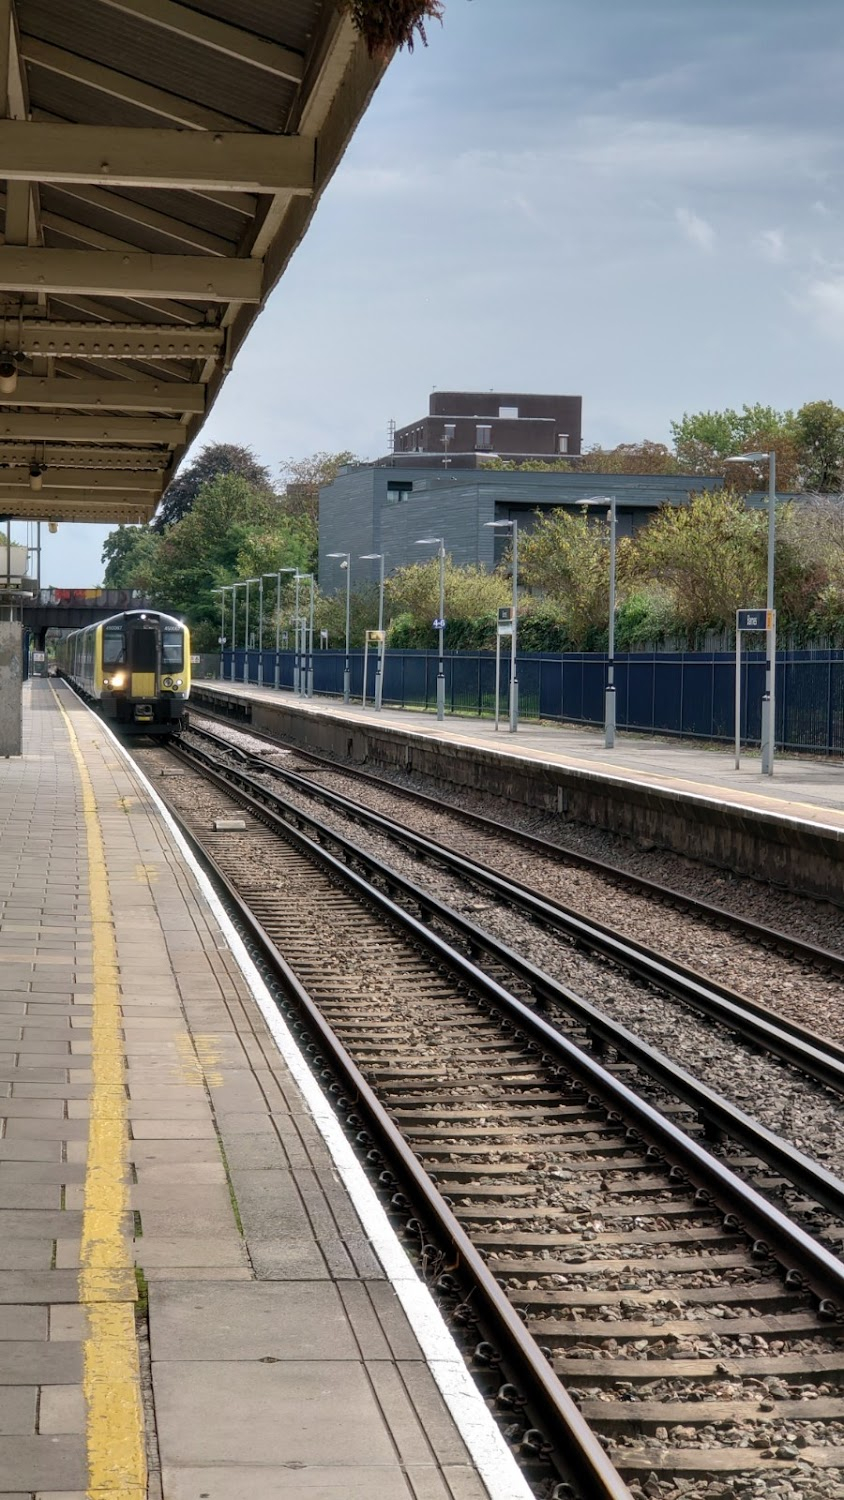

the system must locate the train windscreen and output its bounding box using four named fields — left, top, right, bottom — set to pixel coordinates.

left=130, top=627, right=157, bottom=671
